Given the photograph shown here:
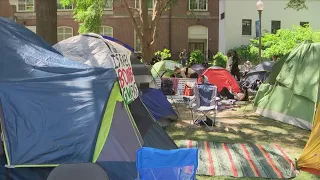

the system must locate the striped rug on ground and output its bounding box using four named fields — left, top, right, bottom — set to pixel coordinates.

left=177, top=140, right=297, bottom=179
